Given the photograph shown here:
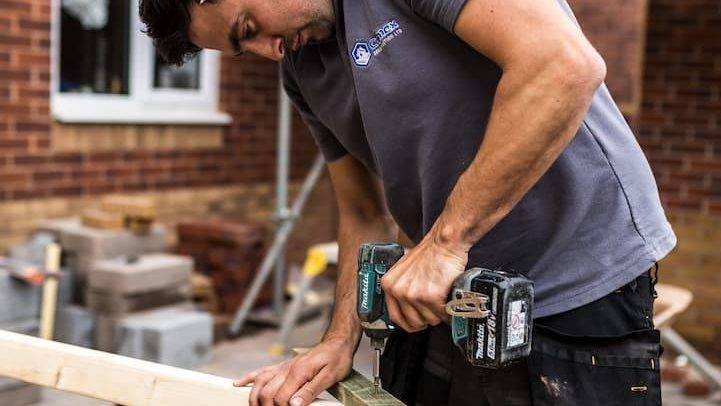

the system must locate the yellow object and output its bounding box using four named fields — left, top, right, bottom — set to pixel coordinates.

left=301, top=248, right=329, bottom=277
left=267, top=343, right=285, bottom=357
